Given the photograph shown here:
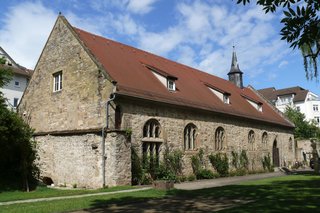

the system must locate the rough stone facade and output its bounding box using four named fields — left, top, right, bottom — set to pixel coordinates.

left=19, top=17, right=113, bottom=133
left=116, top=99, right=295, bottom=174
left=34, top=131, right=131, bottom=188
